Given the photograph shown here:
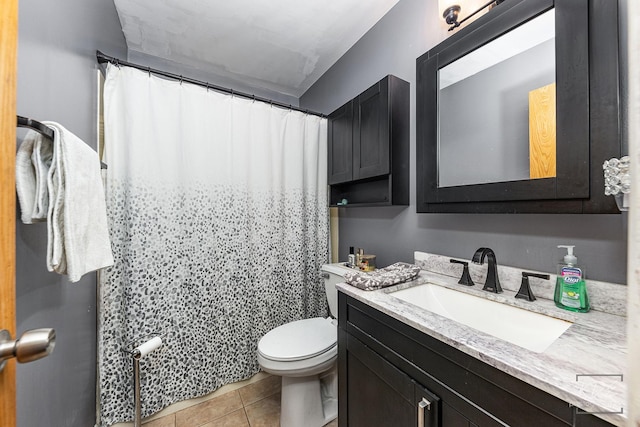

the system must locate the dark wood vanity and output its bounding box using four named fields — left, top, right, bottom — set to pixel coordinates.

left=338, top=292, right=615, bottom=427
left=416, top=0, right=621, bottom=213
